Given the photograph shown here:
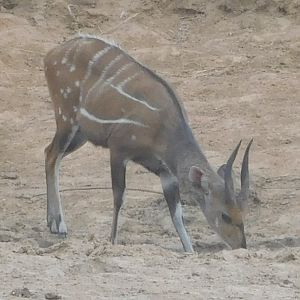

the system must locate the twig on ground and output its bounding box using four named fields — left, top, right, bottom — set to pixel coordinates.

left=32, top=186, right=163, bottom=198
left=67, top=4, right=77, bottom=20
left=2, top=71, right=11, bottom=81
left=11, top=48, right=42, bottom=54
left=102, top=13, right=140, bottom=35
